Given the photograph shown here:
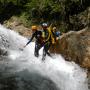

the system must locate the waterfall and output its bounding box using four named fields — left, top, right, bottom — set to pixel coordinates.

left=0, top=24, right=88, bottom=90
